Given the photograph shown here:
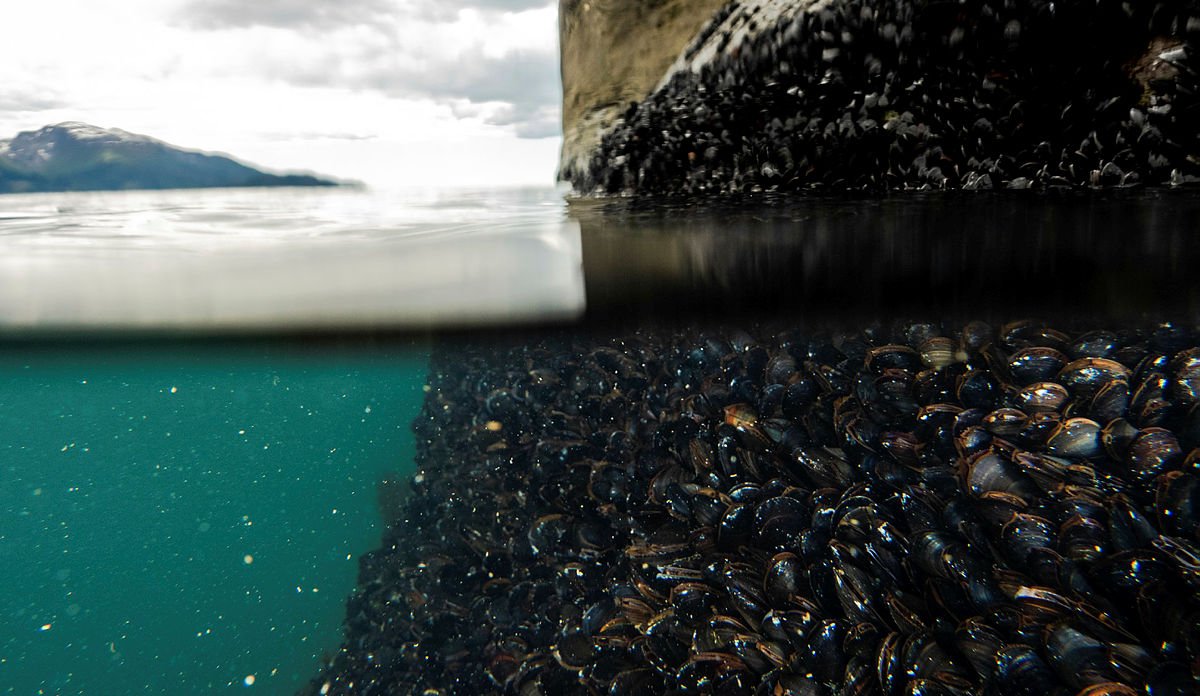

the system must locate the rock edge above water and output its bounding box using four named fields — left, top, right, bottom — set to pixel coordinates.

left=559, top=0, right=1200, bottom=196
